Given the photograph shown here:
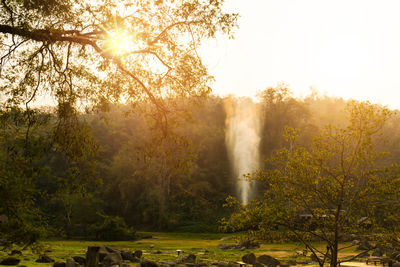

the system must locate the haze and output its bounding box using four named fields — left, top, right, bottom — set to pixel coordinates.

left=203, top=0, right=400, bottom=109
